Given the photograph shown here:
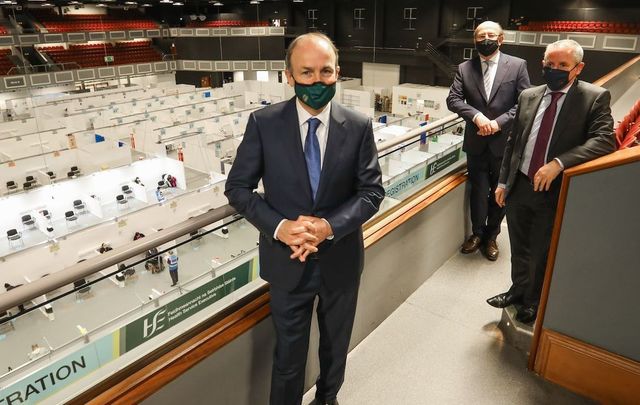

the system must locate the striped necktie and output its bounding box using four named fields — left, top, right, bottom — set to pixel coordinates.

left=483, top=60, right=493, bottom=99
